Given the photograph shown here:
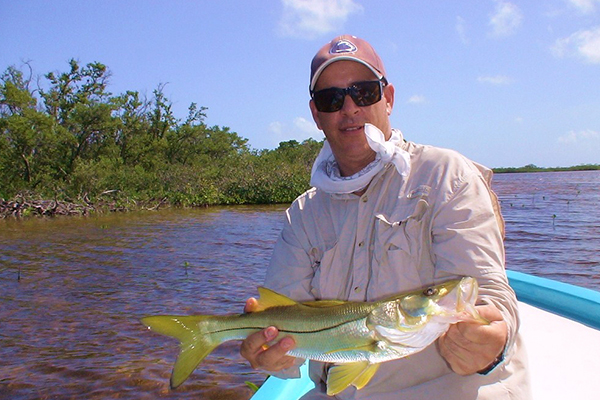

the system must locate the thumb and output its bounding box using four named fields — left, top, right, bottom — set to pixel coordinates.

left=245, top=297, right=259, bottom=313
